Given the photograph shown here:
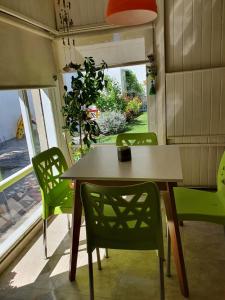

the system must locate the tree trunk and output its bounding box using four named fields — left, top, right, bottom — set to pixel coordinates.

left=79, top=120, right=83, bottom=151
